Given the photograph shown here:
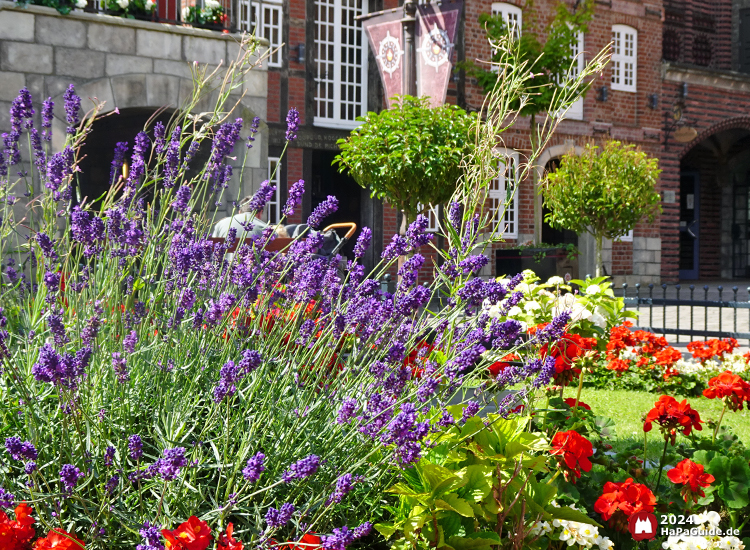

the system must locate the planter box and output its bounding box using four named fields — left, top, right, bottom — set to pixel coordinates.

left=496, top=247, right=578, bottom=281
